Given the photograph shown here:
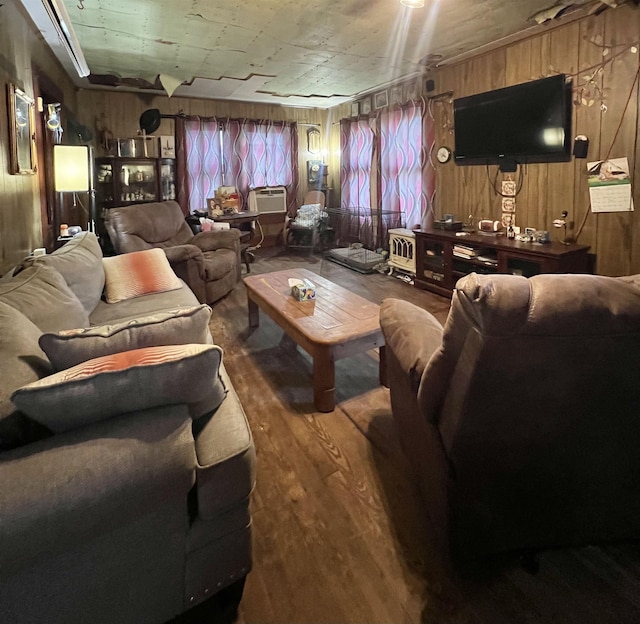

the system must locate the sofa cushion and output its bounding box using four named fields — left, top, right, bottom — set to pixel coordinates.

left=89, top=282, right=200, bottom=326
left=0, top=301, right=53, bottom=451
left=0, top=264, right=90, bottom=332
left=103, top=248, right=183, bottom=303
left=12, top=344, right=227, bottom=433
left=40, top=304, right=213, bottom=371
left=25, top=231, right=105, bottom=314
